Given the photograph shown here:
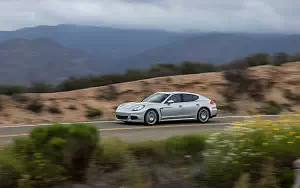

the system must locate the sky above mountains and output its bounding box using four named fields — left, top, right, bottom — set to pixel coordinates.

left=1, top=0, right=300, bottom=33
